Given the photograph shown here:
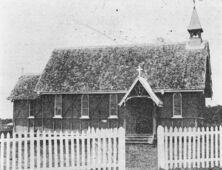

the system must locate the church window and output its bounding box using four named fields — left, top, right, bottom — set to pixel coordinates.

left=81, top=94, right=89, bottom=119
left=28, top=101, right=35, bottom=118
left=28, top=100, right=35, bottom=130
left=54, top=95, right=62, bottom=118
left=109, top=94, right=118, bottom=119
left=173, top=93, right=182, bottom=117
